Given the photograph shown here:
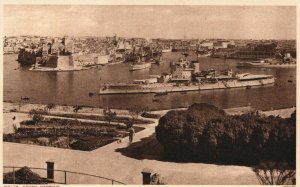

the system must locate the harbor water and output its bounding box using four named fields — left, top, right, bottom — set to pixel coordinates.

left=4, top=53, right=296, bottom=110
